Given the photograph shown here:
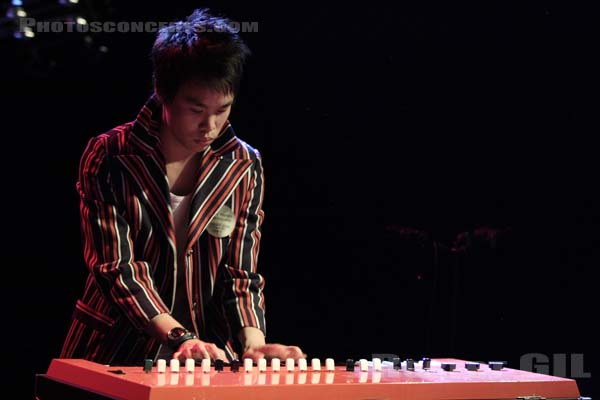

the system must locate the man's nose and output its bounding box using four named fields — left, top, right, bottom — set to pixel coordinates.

left=200, top=115, right=217, bottom=133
